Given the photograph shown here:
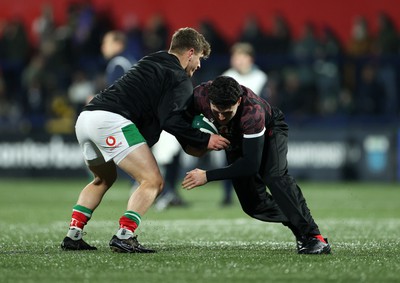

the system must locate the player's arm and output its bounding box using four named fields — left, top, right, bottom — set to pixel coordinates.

left=162, top=83, right=229, bottom=154
left=207, top=132, right=264, bottom=180
left=183, top=145, right=208, bottom=157
left=159, top=80, right=211, bottom=149
left=182, top=130, right=265, bottom=189
left=182, top=134, right=228, bottom=157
